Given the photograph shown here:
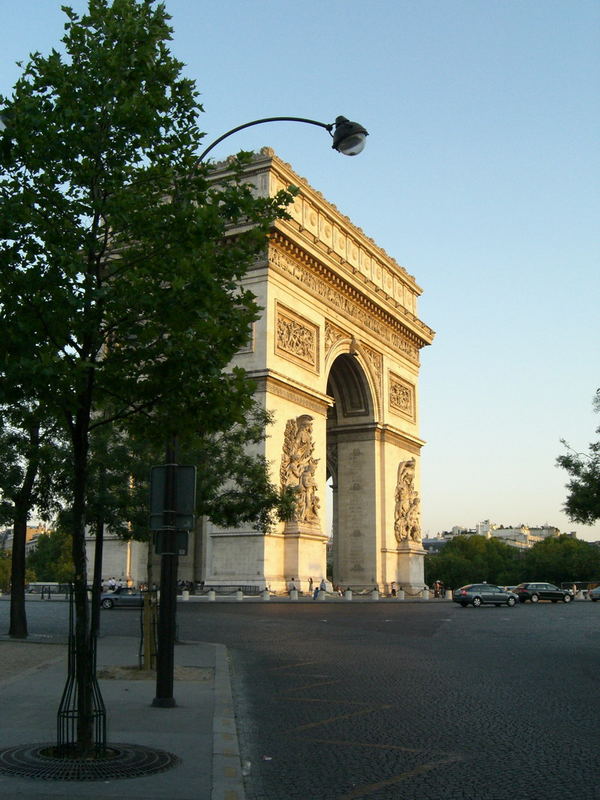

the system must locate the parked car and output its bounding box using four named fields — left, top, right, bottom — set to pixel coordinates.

left=100, top=587, right=144, bottom=609
left=588, top=585, right=600, bottom=602
left=512, top=582, right=572, bottom=603
left=453, top=583, right=518, bottom=608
